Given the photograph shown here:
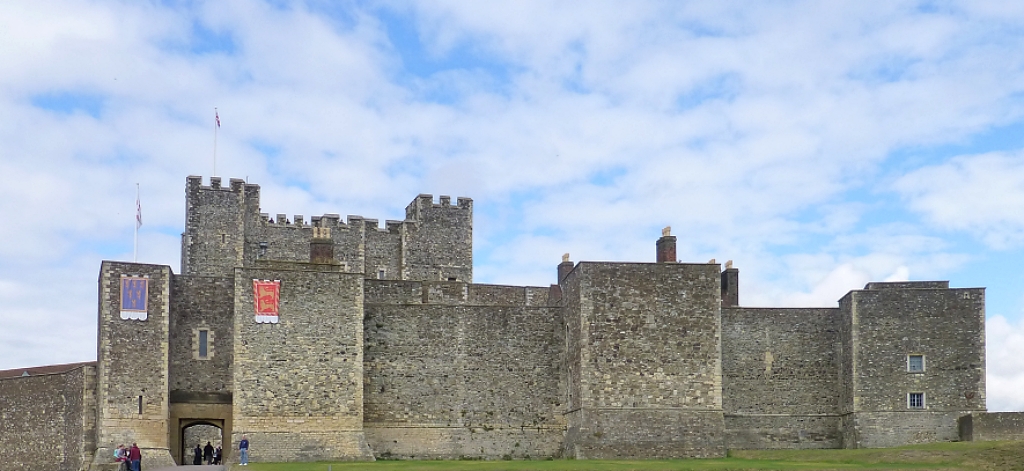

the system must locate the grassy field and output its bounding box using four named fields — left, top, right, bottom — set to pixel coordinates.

left=233, top=441, right=1024, bottom=471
